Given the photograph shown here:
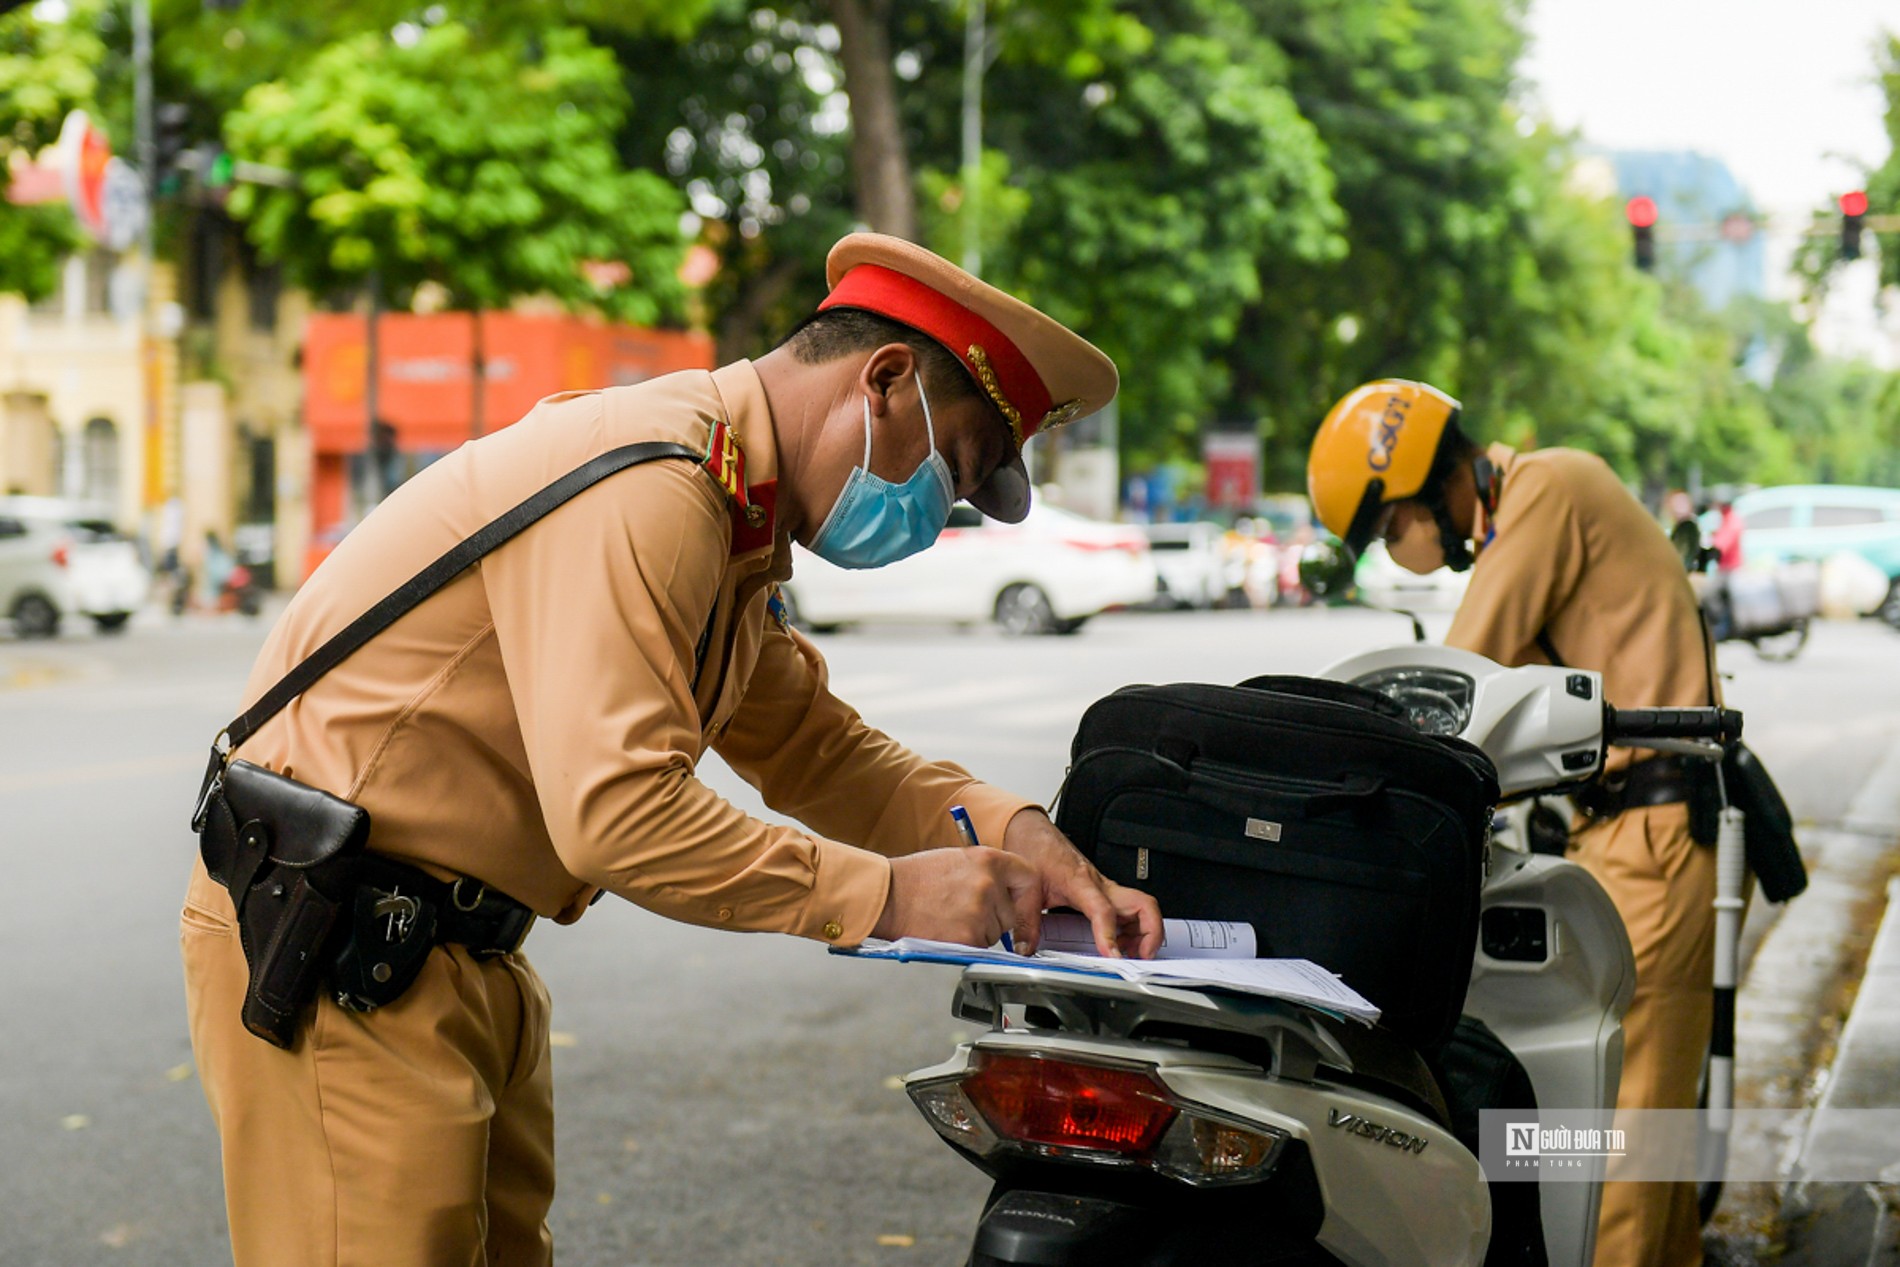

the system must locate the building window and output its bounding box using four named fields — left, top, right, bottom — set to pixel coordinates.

left=244, top=429, right=276, bottom=522
left=83, top=417, right=119, bottom=506
left=247, top=260, right=282, bottom=333
left=84, top=249, right=114, bottom=315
